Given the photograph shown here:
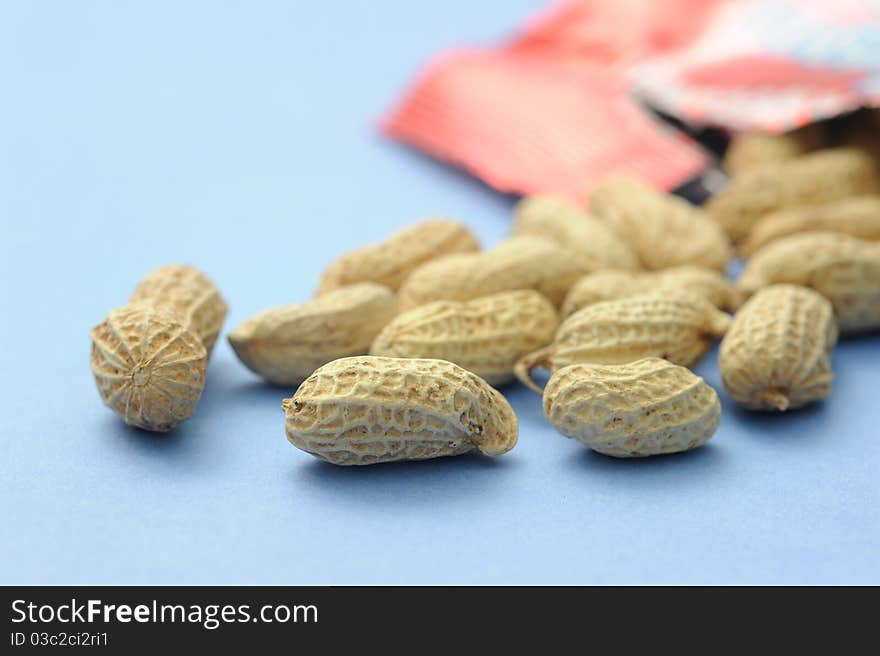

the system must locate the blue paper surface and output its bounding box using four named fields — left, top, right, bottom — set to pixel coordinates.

left=1, top=1, right=877, bottom=585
